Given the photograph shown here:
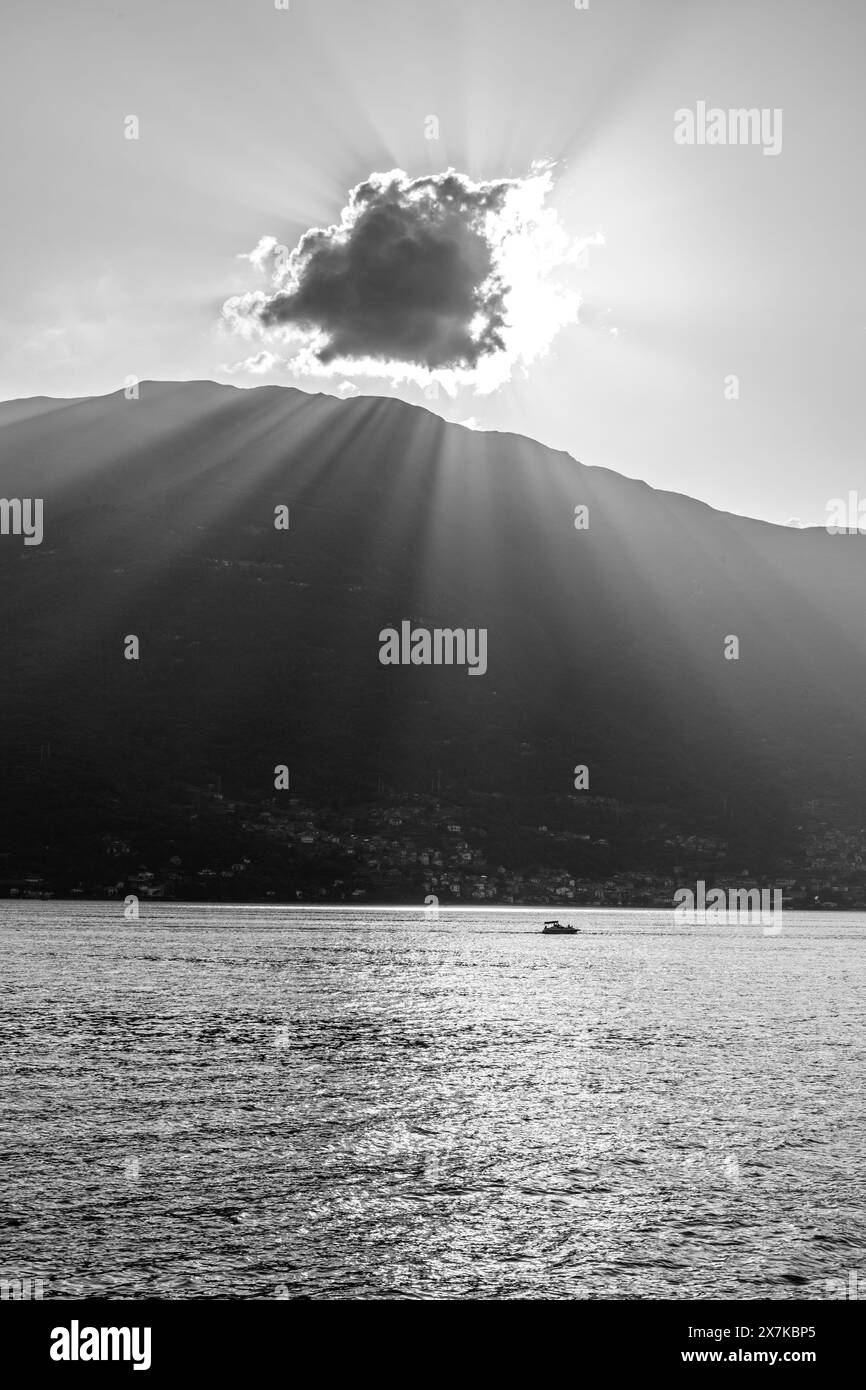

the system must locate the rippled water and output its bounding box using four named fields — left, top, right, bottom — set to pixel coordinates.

left=1, top=902, right=864, bottom=1300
